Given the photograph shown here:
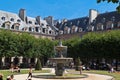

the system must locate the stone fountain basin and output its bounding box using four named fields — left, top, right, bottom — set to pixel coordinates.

left=49, top=58, right=73, bottom=63
left=33, top=73, right=88, bottom=79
